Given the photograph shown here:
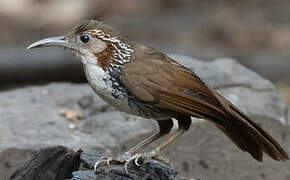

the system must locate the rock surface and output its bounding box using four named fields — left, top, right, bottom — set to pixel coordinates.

left=0, top=83, right=156, bottom=179
left=0, top=56, right=289, bottom=179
